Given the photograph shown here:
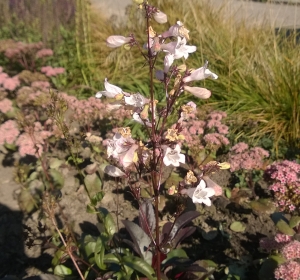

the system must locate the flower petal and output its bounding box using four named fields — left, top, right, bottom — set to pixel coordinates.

left=106, top=35, right=131, bottom=48
left=153, top=11, right=168, bottom=24
left=184, top=86, right=211, bottom=99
